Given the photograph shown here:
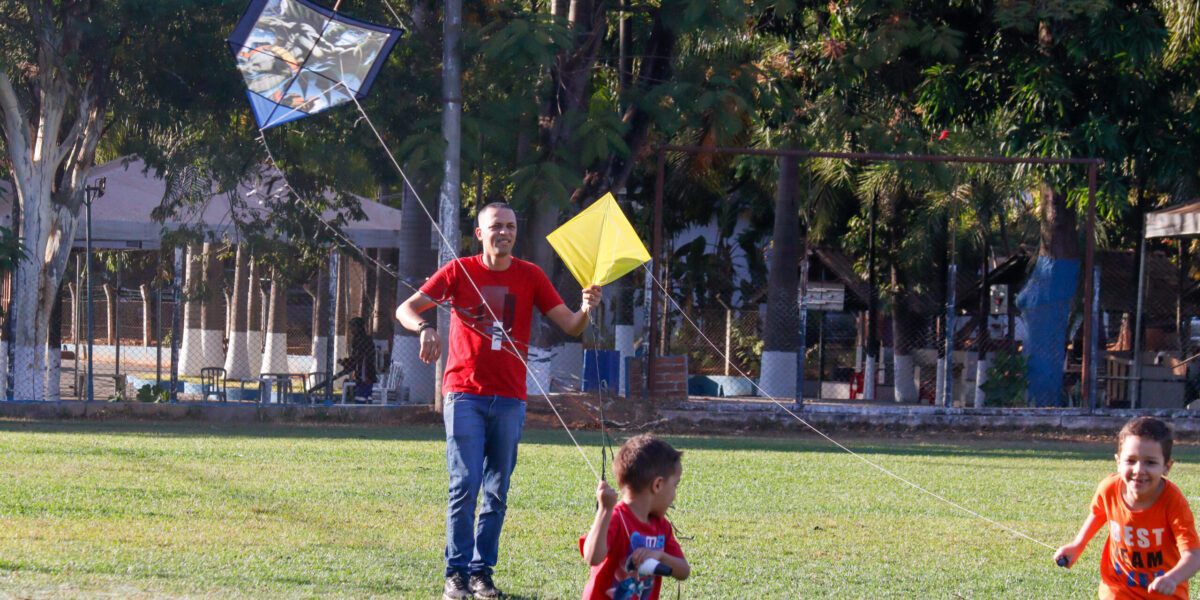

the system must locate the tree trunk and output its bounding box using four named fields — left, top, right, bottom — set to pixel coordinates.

left=262, top=266, right=290, bottom=376
left=372, top=248, right=396, bottom=344
left=223, top=245, right=251, bottom=379
left=1015, top=183, right=1079, bottom=407
left=761, top=156, right=800, bottom=398
left=396, top=181, right=438, bottom=404
left=246, top=257, right=263, bottom=378
left=103, top=283, right=115, bottom=345
left=891, top=265, right=922, bottom=403
left=2, top=62, right=103, bottom=401
left=200, top=242, right=227, bottom=370
left=177, top=243, right=205, bottom=376
left=309, top=261, right=331, bottom=378
left=140, top=284, right=152, bottom=347
left=46, top=279, right=64, bottom=402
